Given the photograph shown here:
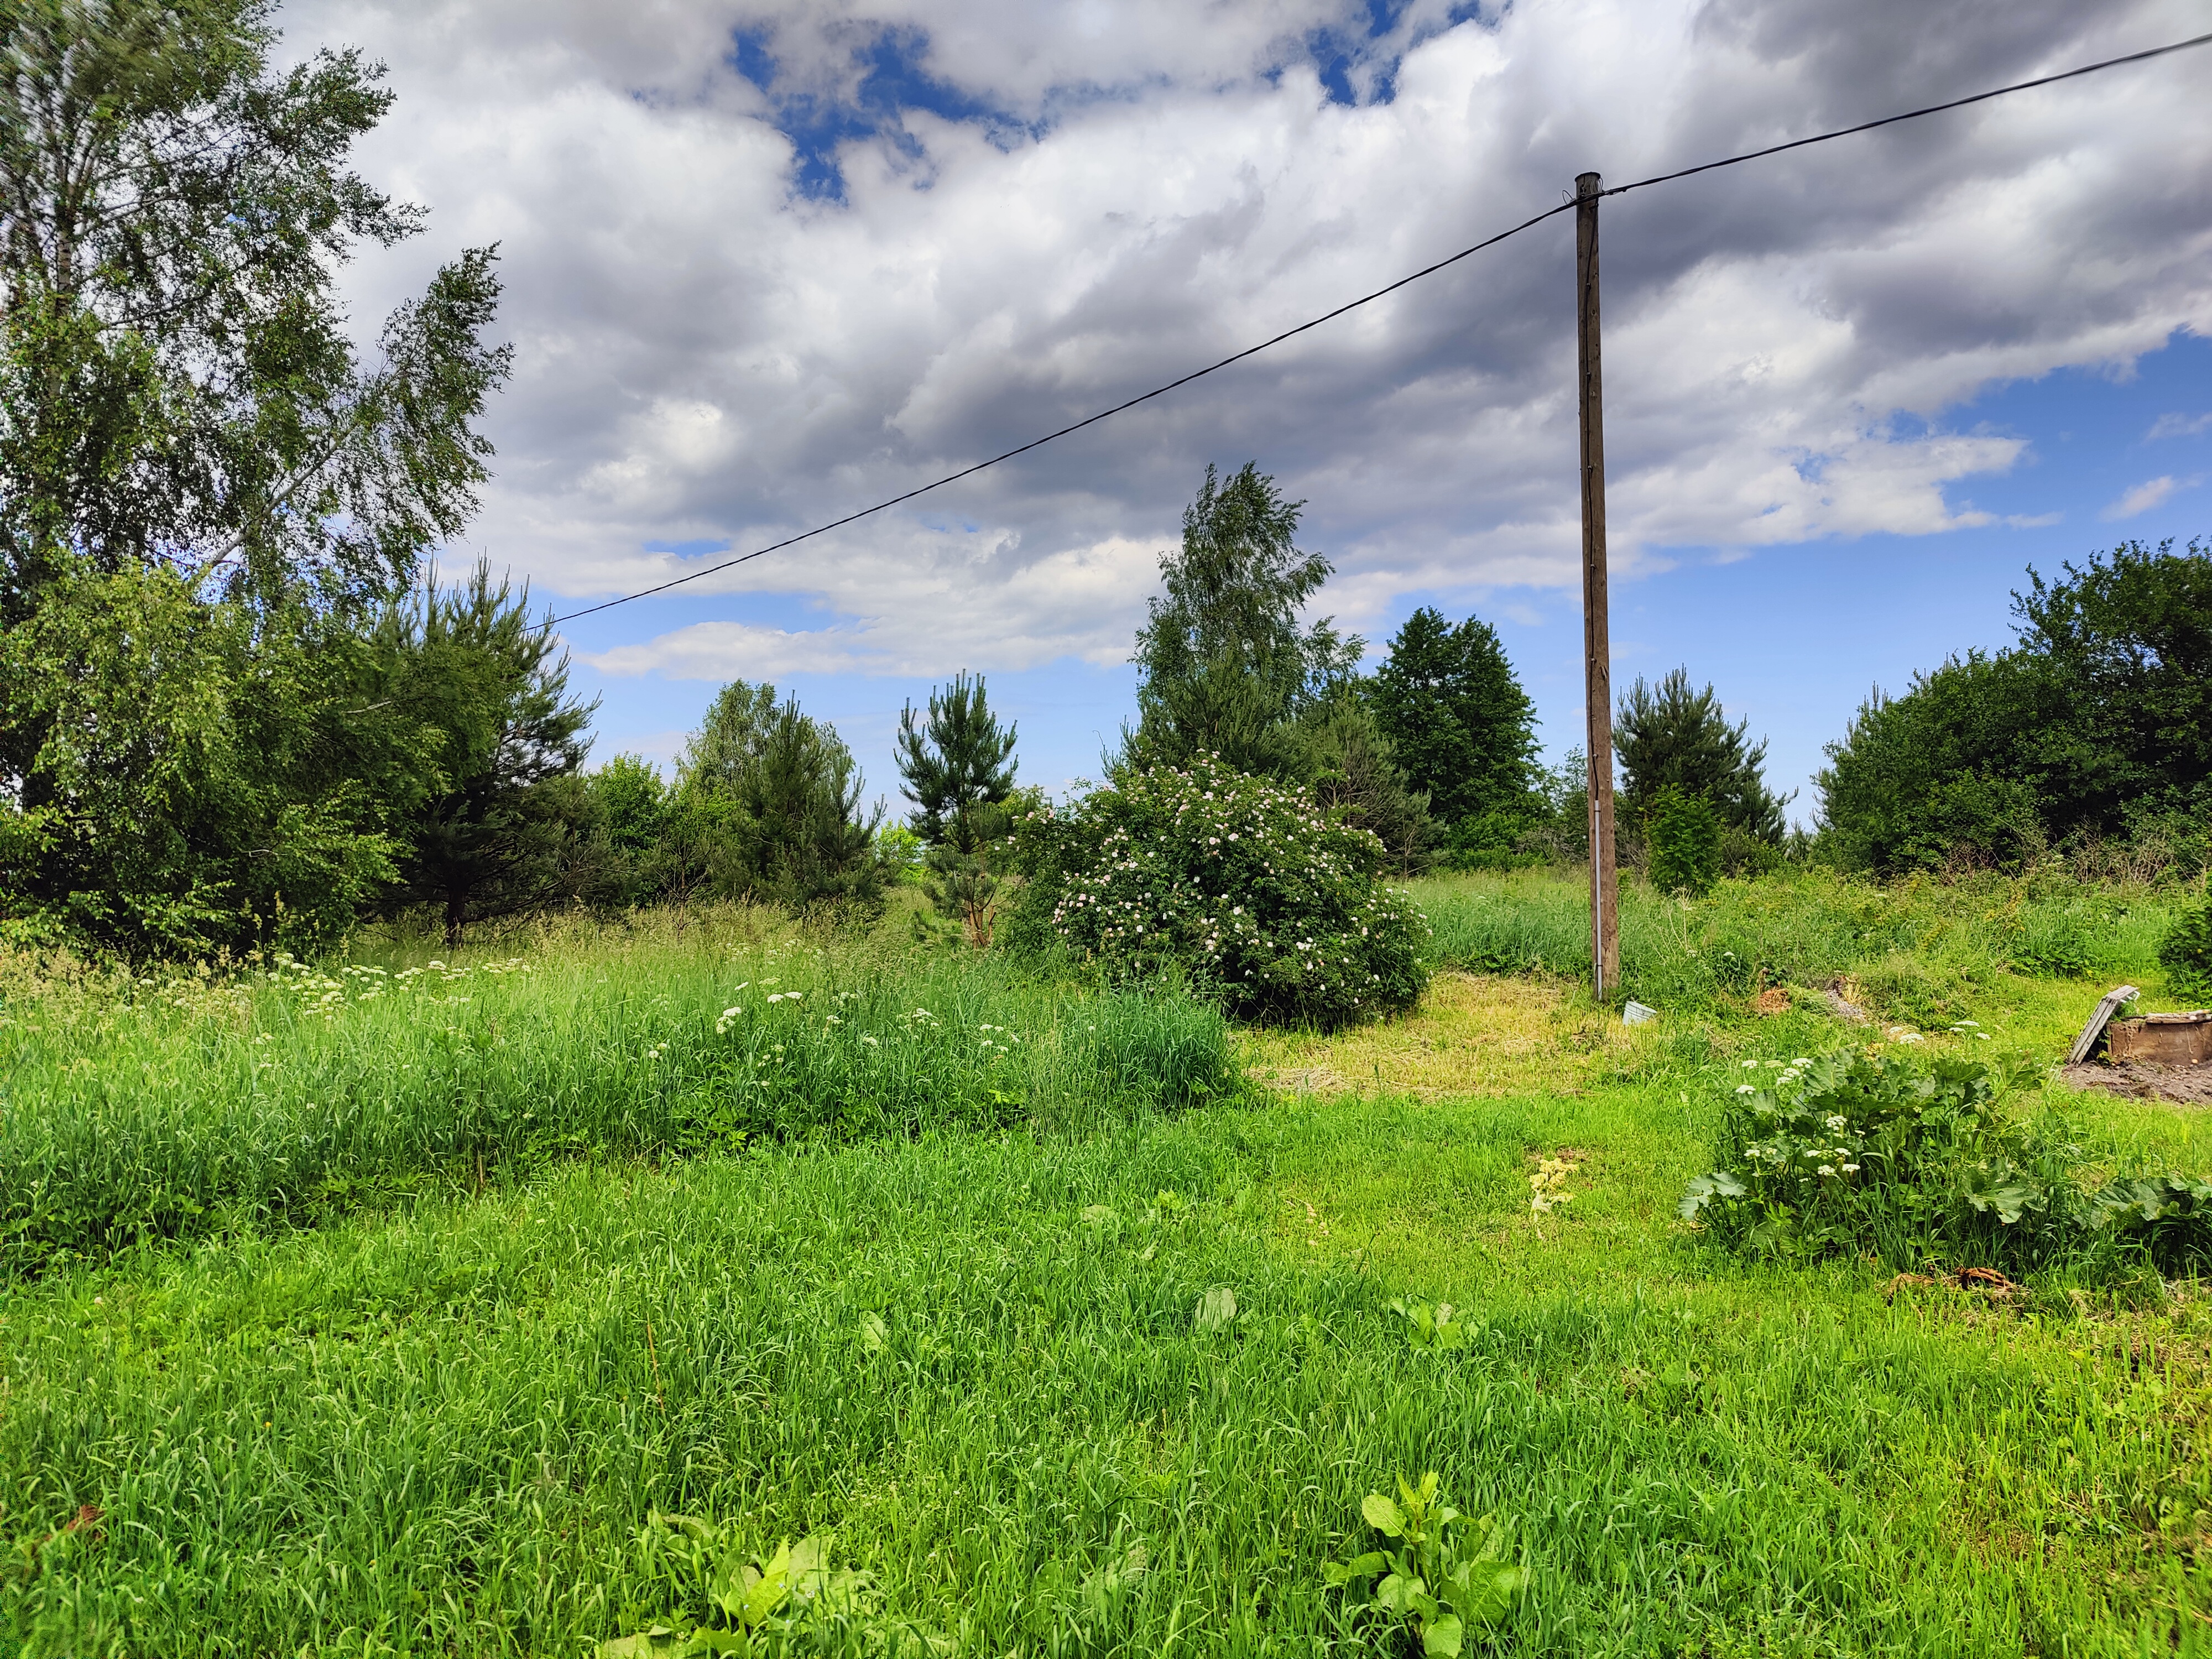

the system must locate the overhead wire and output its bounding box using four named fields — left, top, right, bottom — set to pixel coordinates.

left=550, top=27, right=2212, bottom=627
